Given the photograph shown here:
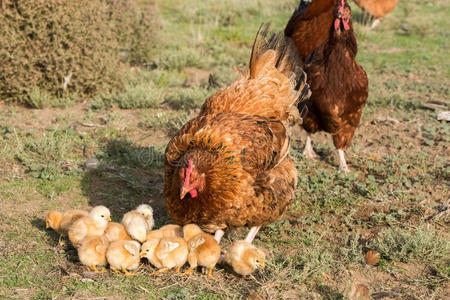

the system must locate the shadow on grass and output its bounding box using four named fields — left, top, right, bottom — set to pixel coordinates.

left=80, top=139, right=171, bottom=226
